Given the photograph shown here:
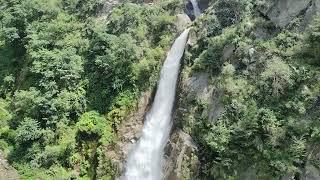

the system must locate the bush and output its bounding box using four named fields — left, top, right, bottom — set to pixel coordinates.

left=77, top=111, right=110, bottom=138
left=260, top=58, right=293, bottom=97
left=15, top=118, right=42, bottom=144
left=192, top=27, right=237, bottom=73
left=305, top=15, right=320, bottom=65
